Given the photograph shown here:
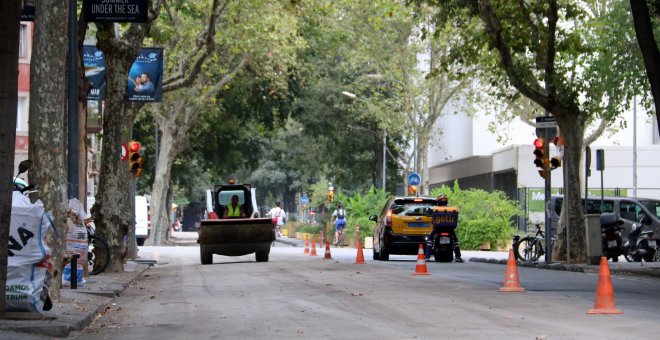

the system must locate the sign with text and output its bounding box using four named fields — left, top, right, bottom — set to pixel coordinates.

left=127, top=47, right=163, bottom=102
left=83, top=46, right=106, bottom=100
left=83, top=0, right=148, bottom=23
left=21, top=1, right=35, bottom=21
